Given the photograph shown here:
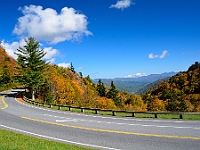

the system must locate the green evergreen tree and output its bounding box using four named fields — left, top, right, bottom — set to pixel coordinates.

left=79, top=72, right=83, bottom=78
left=15, top=37, right=47, bottom=100
left=96, top=79, right=106, bottom=97
left=70, top=62, right=75, bottom=73
left=85, top=75, right=92, bottom=83
left=106, top=80, right=120, bottom=106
